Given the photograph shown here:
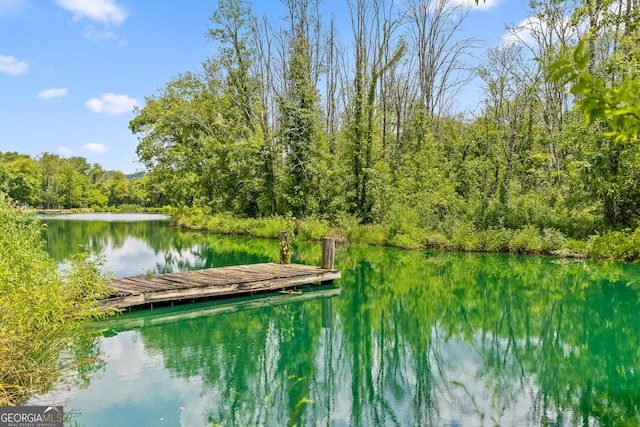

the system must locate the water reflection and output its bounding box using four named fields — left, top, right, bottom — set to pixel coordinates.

left=37, top=216, right=640, bottom=426
left=42, top=214, right=279, bottom=277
